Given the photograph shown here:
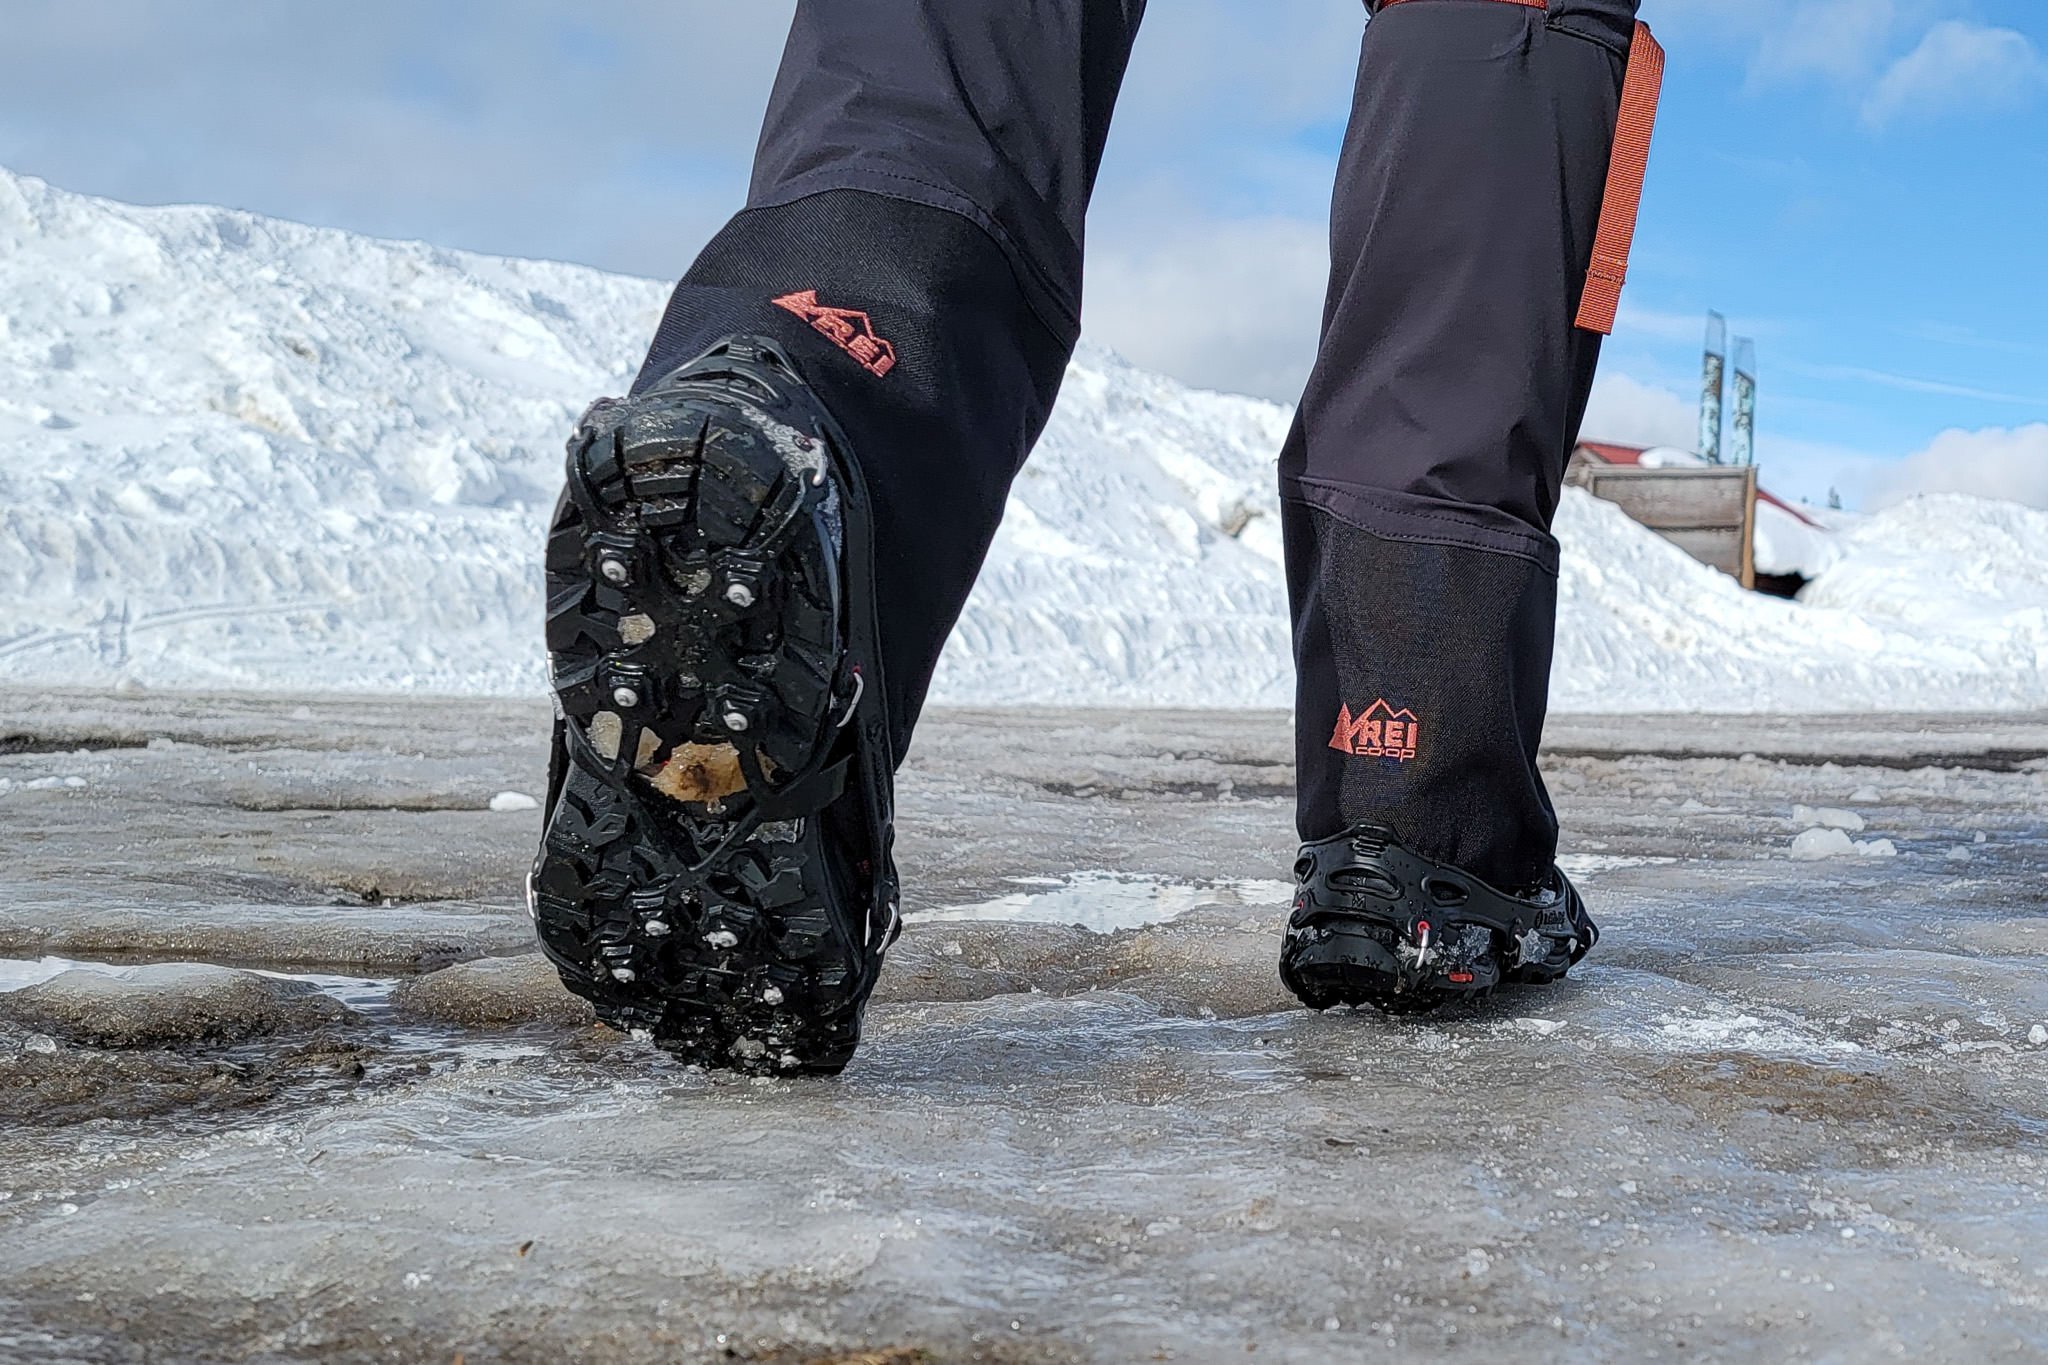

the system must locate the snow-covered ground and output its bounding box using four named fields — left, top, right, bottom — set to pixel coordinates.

left=2, top=165, right=2043, bottom=712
